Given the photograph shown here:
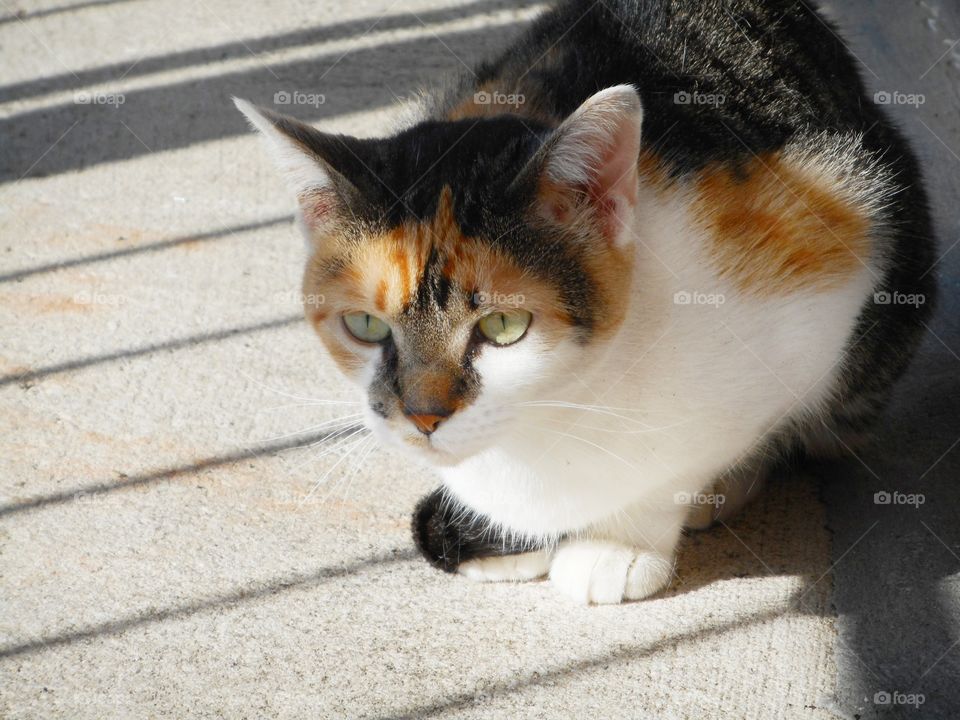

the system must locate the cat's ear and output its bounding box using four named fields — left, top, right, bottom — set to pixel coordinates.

left=521, top=85, right=643, bottom=246
left=233, top=98, right=364, bottom=231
